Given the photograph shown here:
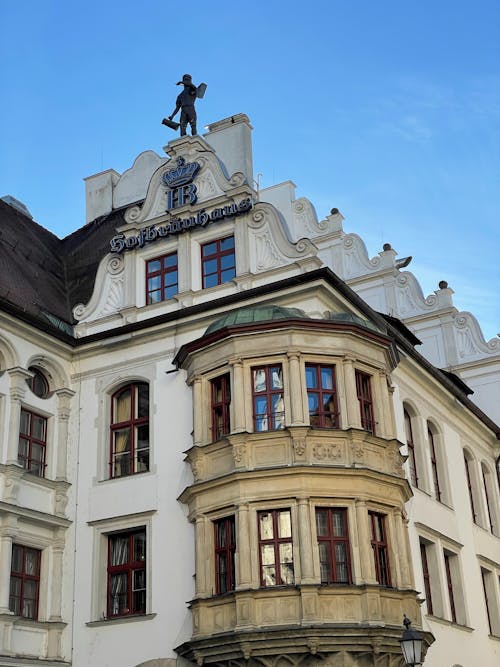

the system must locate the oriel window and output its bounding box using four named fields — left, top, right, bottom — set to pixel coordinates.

left=369, top=512, right=391, bottom=586
left=306, top=364, right=339, bottom=428
left=211, top=374, right=231, bottom=441
left=214, top=516, right=236, bottom=594
left=258, top=509, right=294, bottom=587
left=356, top=371, right=375, bottom=434
left=252, top=365, right=284, bottom=431
left=315, top=508, right=351, bottom=583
